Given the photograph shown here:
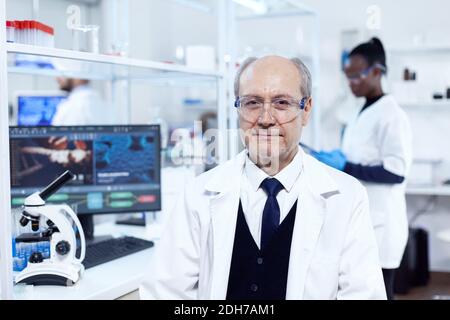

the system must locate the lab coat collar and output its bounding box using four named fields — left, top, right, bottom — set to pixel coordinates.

left=205, top=148, right=340, bottom=200
left=303, top=153, right=341, bottom=200
left=204, top=151, right=247, bottom=194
